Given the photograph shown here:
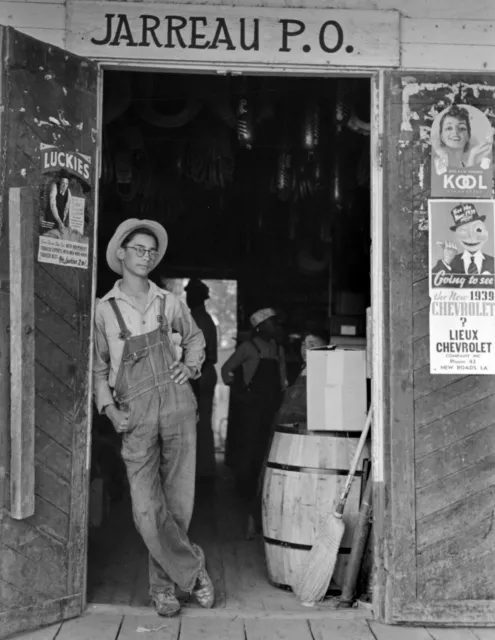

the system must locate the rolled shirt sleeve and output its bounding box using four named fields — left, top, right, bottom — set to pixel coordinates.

left=170, top=297, right=206, bottom=378
left=93, top=302, right=115, bottom=413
